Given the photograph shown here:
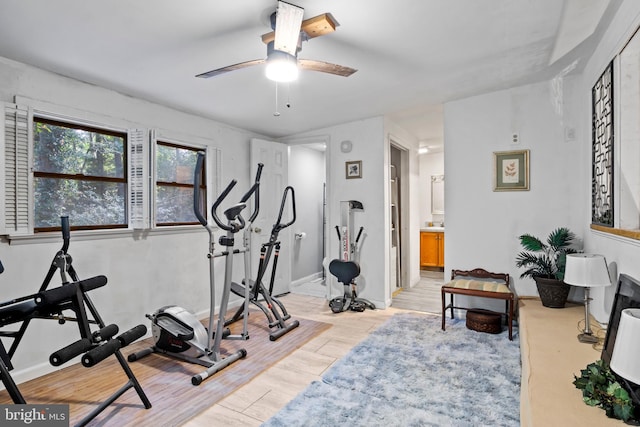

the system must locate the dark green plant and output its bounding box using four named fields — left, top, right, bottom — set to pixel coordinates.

left=515, top=227, right=577, bottom=280
left=573, top=359, right=636, bottom=422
